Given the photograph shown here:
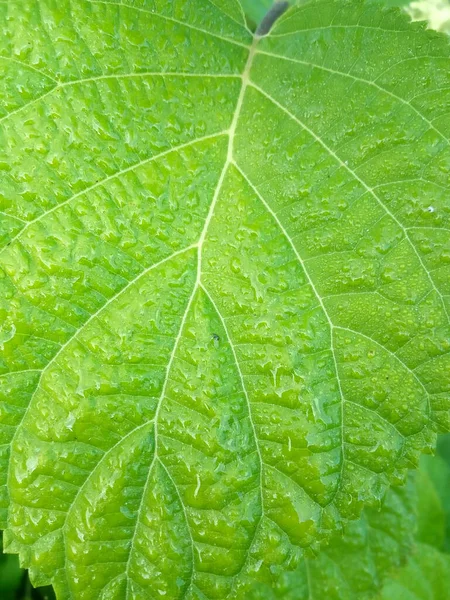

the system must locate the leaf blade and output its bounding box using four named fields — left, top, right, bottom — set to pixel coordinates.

left=1, top=0, right=450, bottom=597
